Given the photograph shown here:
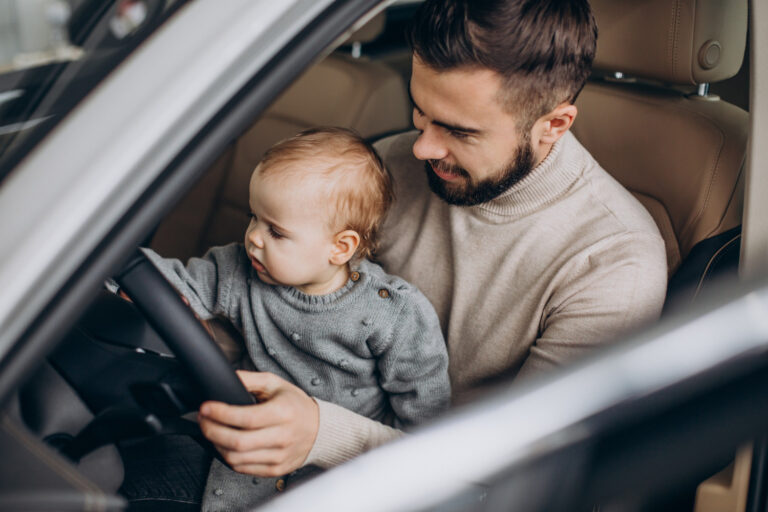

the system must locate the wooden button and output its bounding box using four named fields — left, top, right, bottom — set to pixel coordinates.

left=378, top=289, right=390, bottom=299
left=275, top=479, right=286, bottom=492
left=350, top=271, right=360, bottom=282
